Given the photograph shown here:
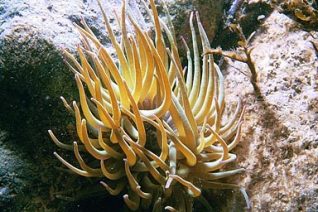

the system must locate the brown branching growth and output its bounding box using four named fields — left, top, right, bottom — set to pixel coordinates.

left=205, top=24, right=260, bottom=96
left=282, top=0, right=318, bottom=27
